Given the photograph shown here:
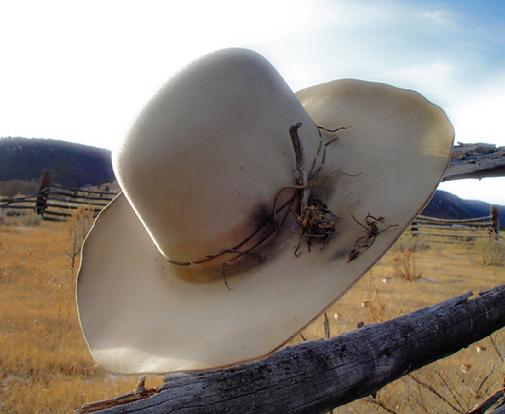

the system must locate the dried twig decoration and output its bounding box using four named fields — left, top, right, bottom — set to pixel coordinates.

left=348, top=214, right=398, bottom=262
left=286, top=123, right=339, bottom=256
